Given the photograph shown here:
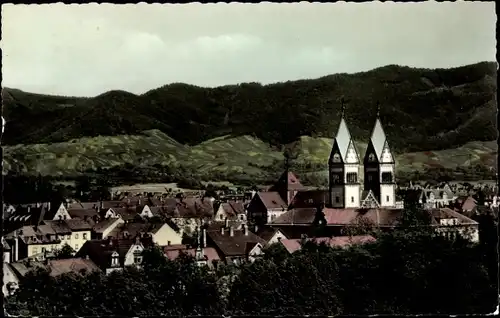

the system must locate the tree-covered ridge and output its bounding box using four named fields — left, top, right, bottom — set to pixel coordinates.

left=2, top=61, right=497, bottom=153
left=5, top=226, right=498, bottom=316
